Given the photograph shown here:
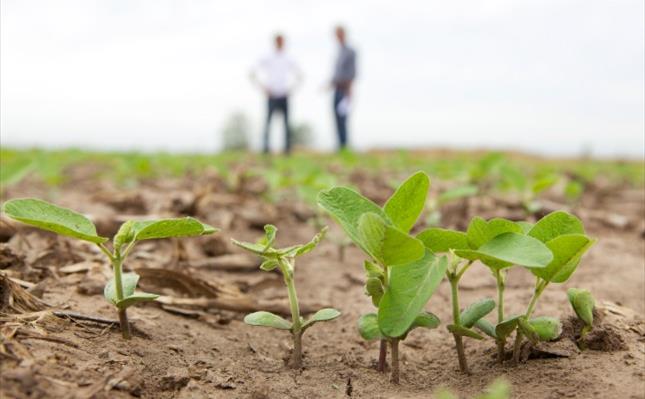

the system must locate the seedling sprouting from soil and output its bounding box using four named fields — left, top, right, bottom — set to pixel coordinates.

left=507, top=211, right=594, bottom=364
left=416, top=219, right=551, bottom=371
left=232, top=225, right=340, bottom=369
left=319, top=172, right=447, bottom=383
left=425, top=217, right=553, bottom=364
left=418, top=229, right=495, bottom=373
left=1, top=198, right=217, bottom=339
left=567, top=288, right=595, bottom=346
